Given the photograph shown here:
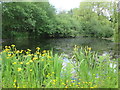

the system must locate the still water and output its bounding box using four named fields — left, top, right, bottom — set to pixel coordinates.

left=2, top=36, right=114, bottom=54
